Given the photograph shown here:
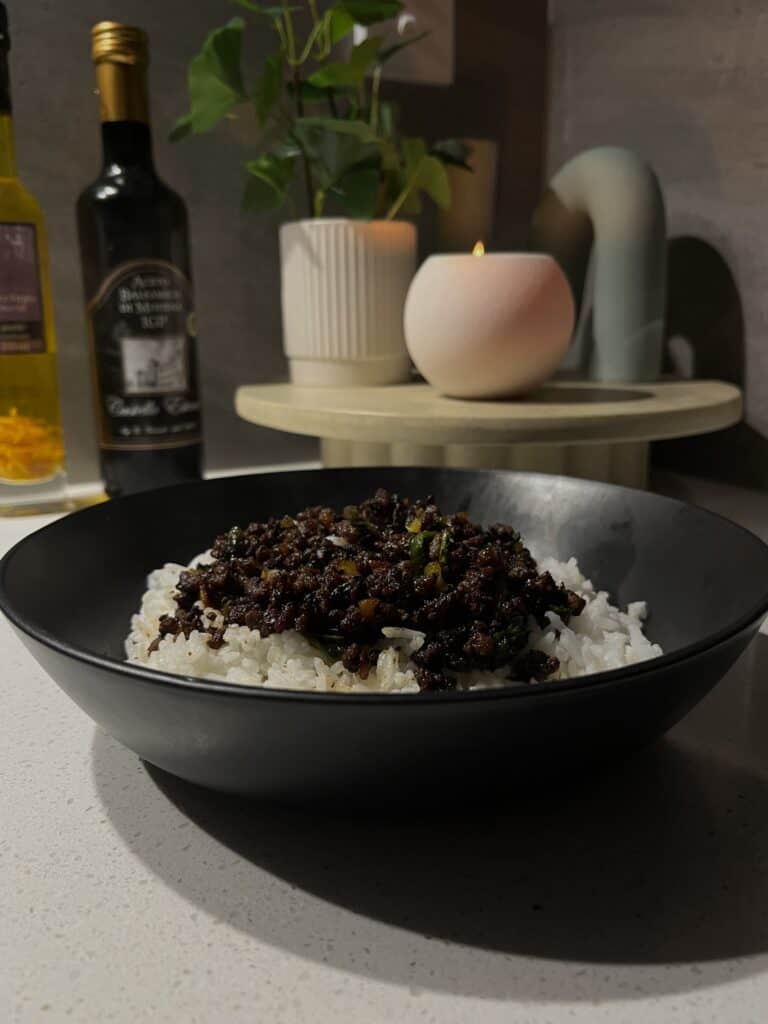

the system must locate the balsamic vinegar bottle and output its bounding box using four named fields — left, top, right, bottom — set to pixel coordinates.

left=77, top=22, right=202, bottom=498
